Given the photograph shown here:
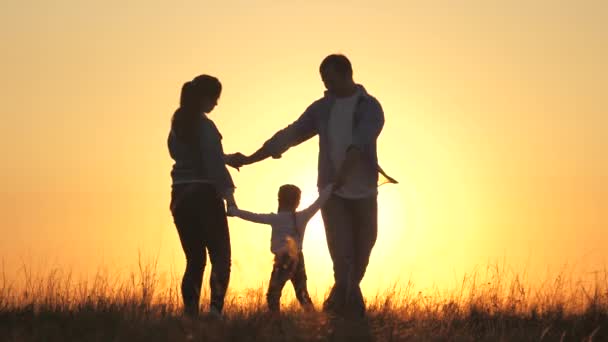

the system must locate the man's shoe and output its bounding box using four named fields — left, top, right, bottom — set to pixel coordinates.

left=208, top=306, right=222, bottom=320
